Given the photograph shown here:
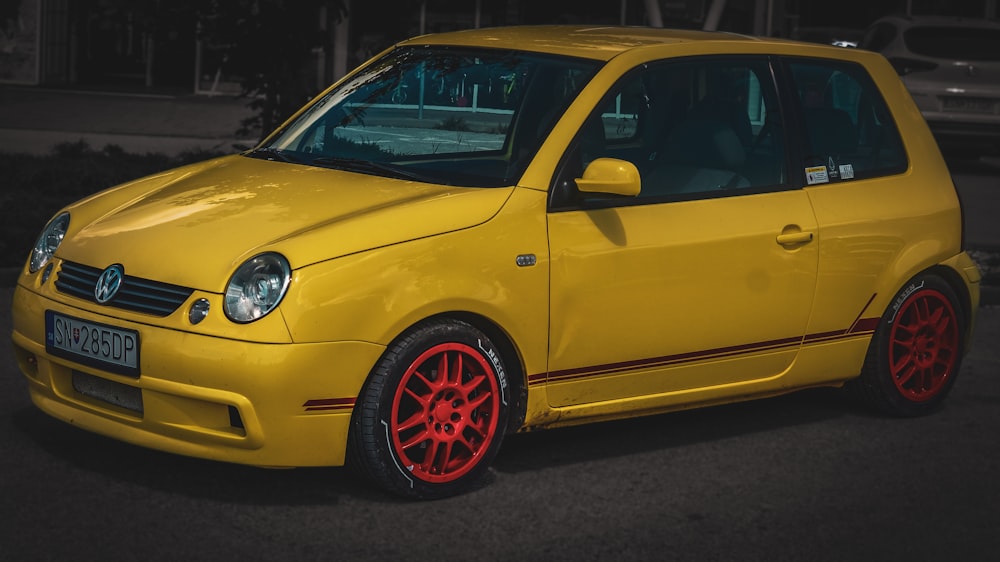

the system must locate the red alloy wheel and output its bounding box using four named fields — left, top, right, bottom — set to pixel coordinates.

left=389, top=342, right=501, bottom=483
left=887, top=288, right=960, bottom=402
